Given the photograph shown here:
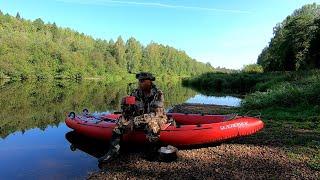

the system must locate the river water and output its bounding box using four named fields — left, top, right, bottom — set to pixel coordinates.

left=0, top=80, right=241, bottom=179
